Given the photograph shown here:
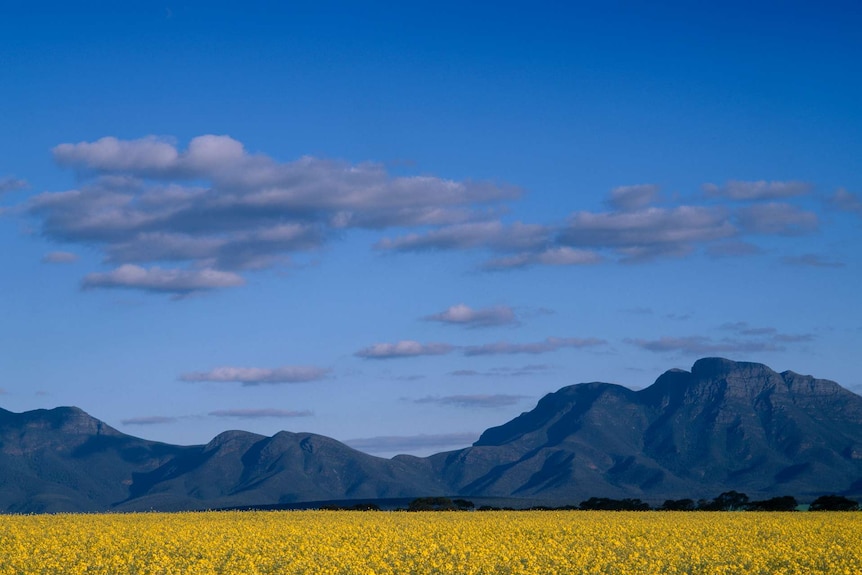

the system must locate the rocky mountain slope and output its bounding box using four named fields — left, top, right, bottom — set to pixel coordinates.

left=2, top=358, right=860, bottom=512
